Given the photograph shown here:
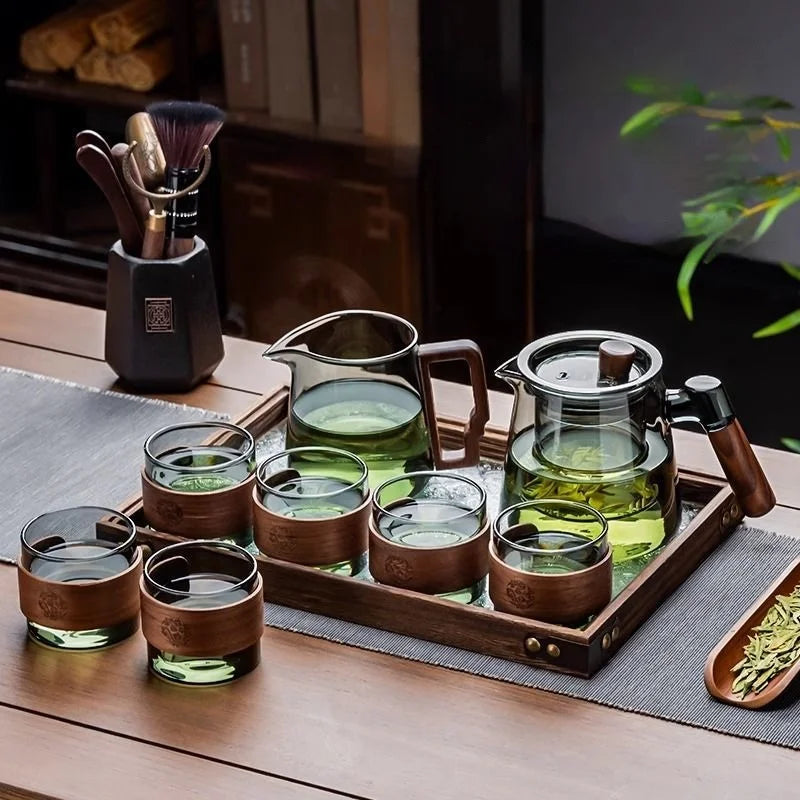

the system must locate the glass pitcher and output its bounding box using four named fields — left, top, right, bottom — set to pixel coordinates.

left=263, top=310, right=490, bottom=486
left=497, top=330, right=774, bottom=563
